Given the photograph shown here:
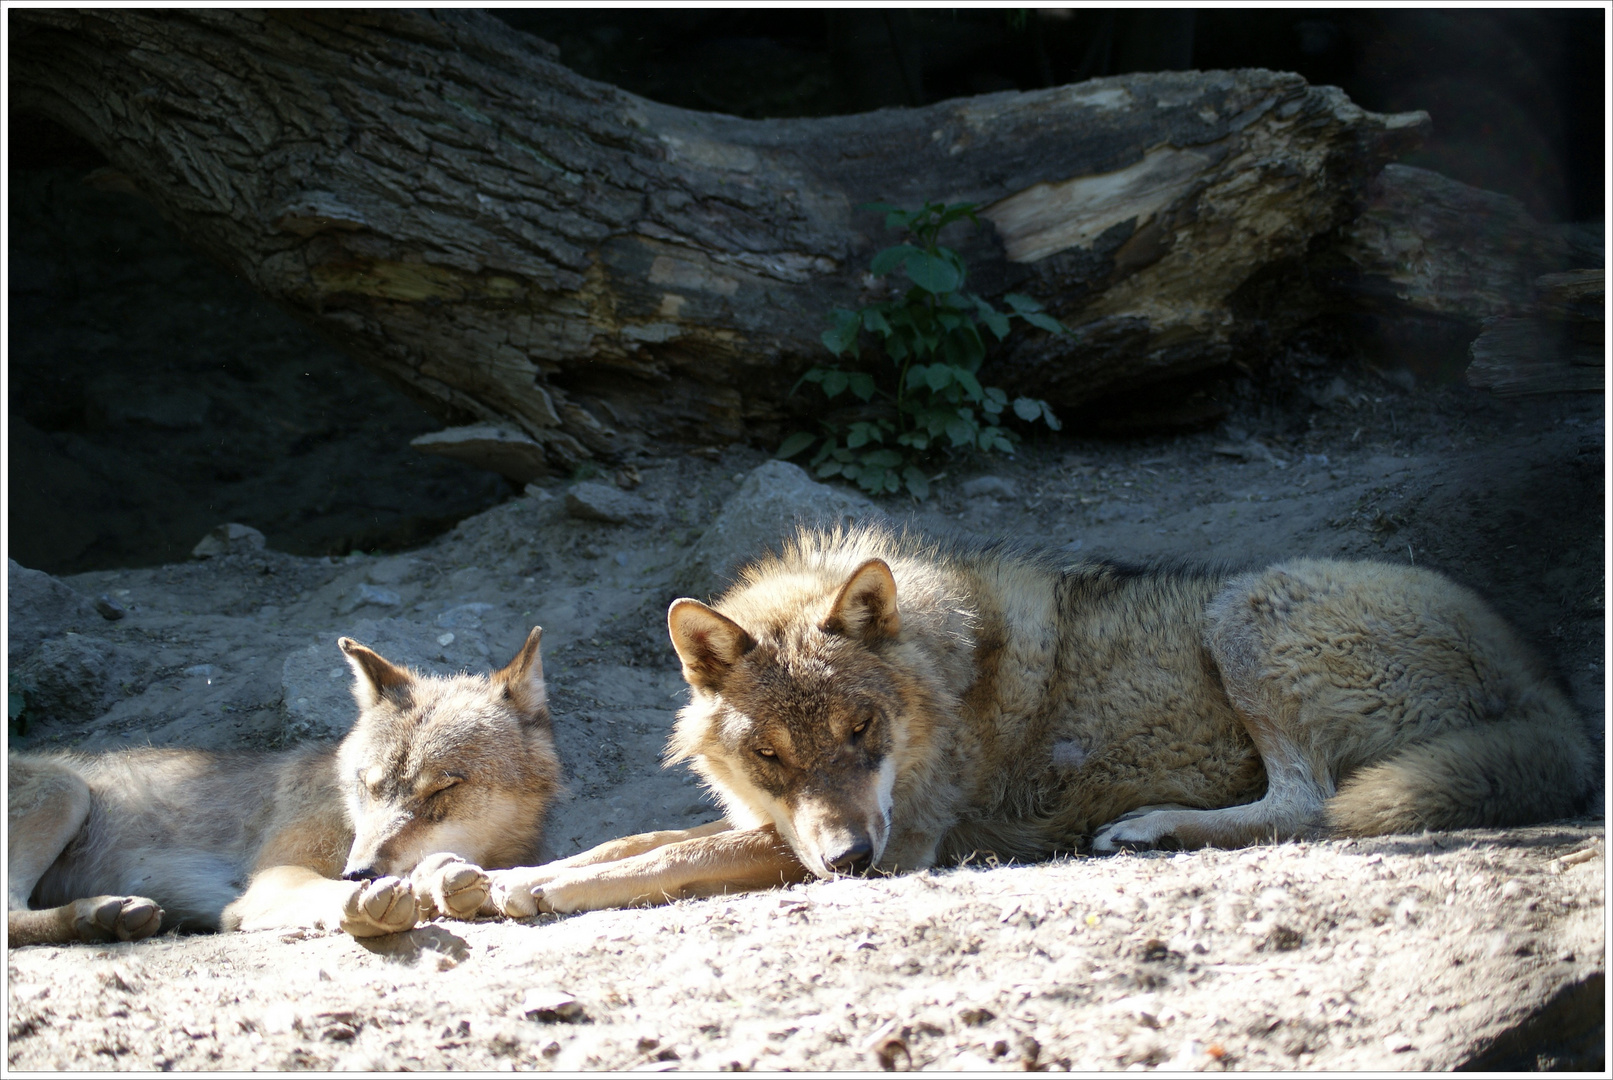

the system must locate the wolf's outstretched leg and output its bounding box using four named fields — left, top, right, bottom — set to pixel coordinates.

left=485, top=820, right=734, bottom=916
left=221, top=865, right=419, bottom=937
left=488, top=824, right=809, bottom=915
left=411, top=853, right=491, bottom=921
